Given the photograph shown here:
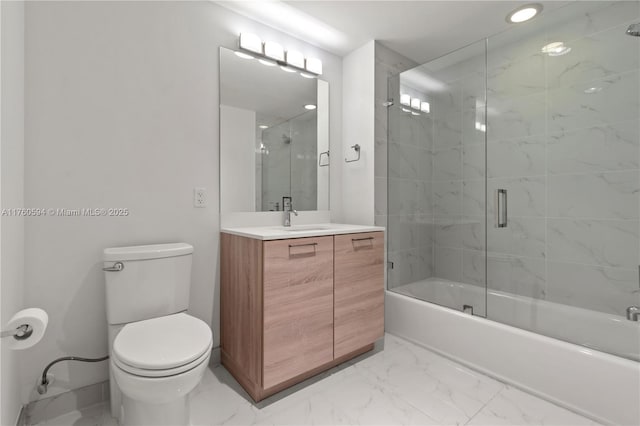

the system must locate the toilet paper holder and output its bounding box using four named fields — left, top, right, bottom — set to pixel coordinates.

left=1, top=324, right=34, bottom=340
